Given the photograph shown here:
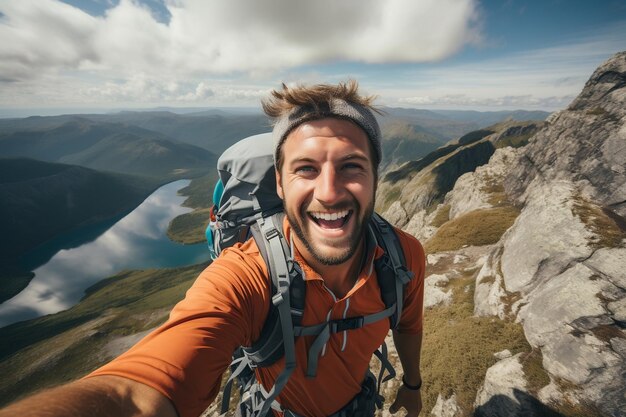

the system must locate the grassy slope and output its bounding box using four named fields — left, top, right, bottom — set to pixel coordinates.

left=167, top=173, right=218, bottom=244
left=420, top=263, right=532, bottom=414
left=0, top=262, right=207, bottom=406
